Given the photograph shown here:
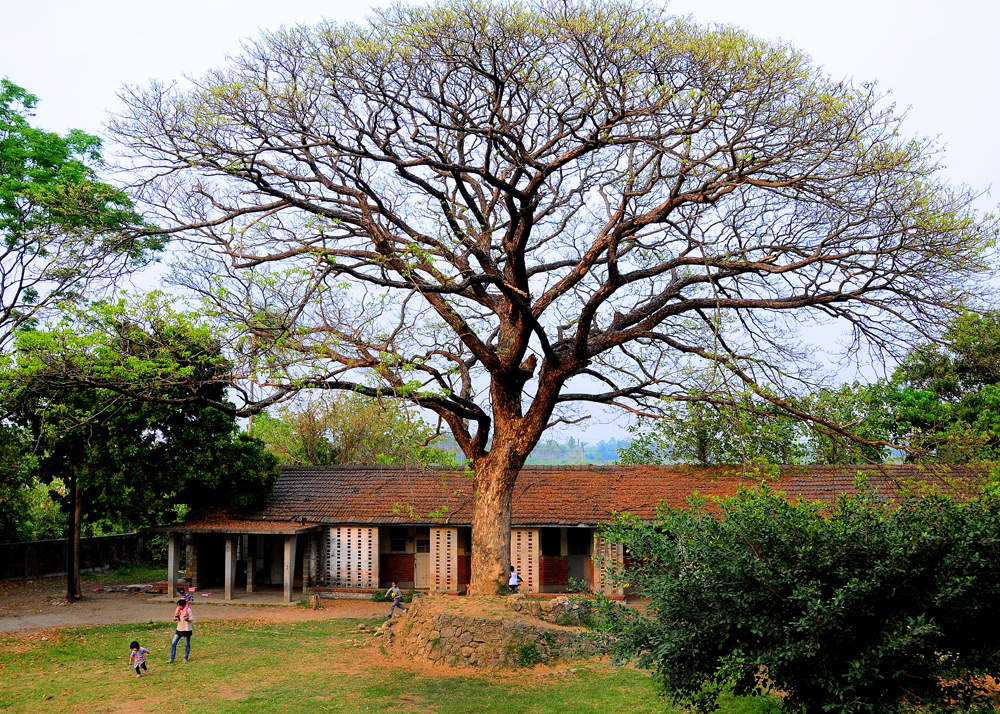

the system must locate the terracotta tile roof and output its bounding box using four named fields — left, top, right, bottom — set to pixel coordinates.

left=178, top=463, right=983, bottom=530
left=152, top=514, right=321, bottom=534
